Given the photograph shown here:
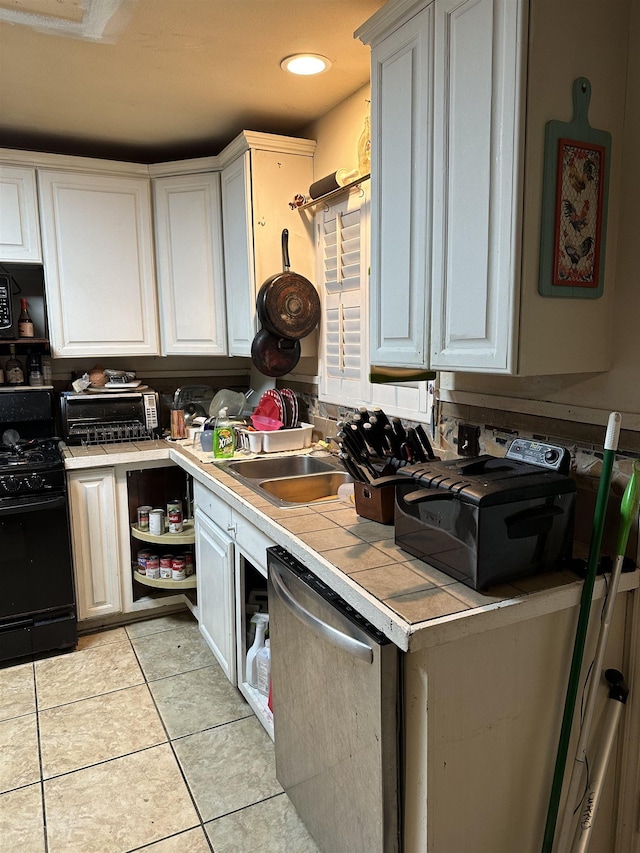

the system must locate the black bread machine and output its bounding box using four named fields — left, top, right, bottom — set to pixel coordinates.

left=394, top=439, right=576, bottom=590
